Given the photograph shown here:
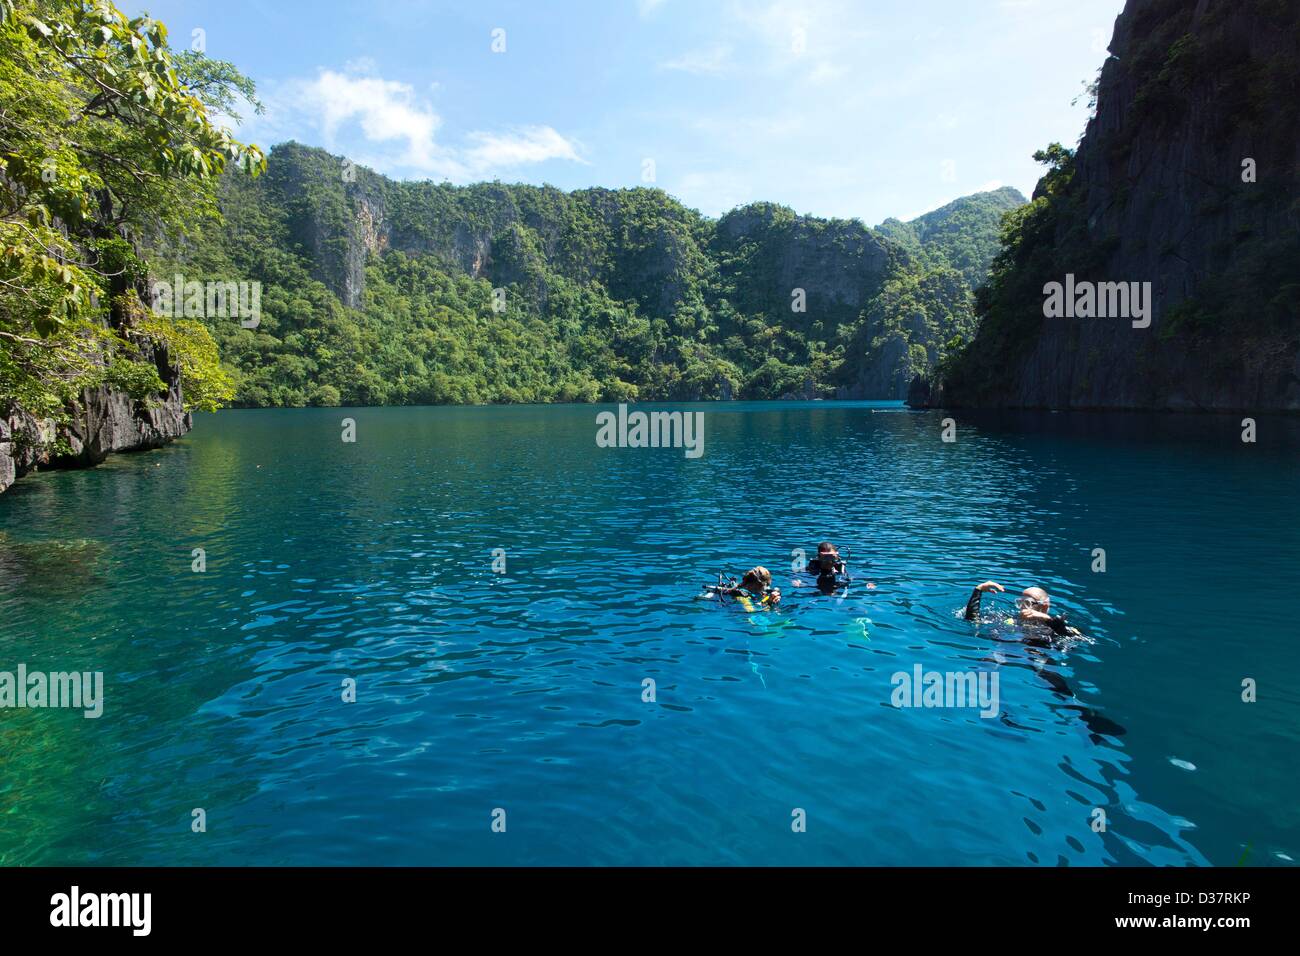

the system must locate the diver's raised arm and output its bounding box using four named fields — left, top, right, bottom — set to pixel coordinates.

left=965, top=581, right=1004, bottom=620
